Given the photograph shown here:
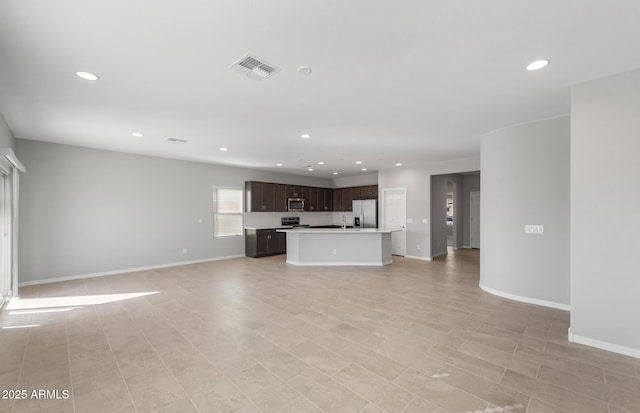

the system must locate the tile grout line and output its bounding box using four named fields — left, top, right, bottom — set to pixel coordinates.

left=523, top=396, right=532, bottom=413
left=397, top=395, right=417, bottom=413
left=392, top=363, right=489, bottom=413
left=213, top=303, right=398, bottom=413
left=147, top=294, right=306, bottom=413
left=16, top=251, right=640, bottom=413
left=95, top=305, right=140, bottom=413
left=10, top=314, right=33, bottom=413
left=64, top=309, right=76, bottom=413
left=122, top=297, right=203, bottom=413
left=253, top=287, right=520, bottom=412
left=438, top=363, right=496, bottom=412
left=534, top=363, right=639, bottom=409
left=278, top=395, right=327, bottom=413
left=500, top=367, right=613, bottom=413
left=231, top=320, right=370, bottom=413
